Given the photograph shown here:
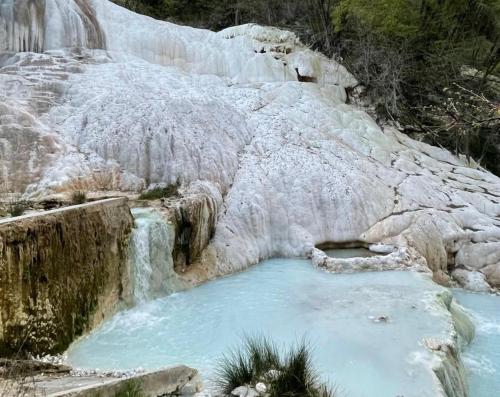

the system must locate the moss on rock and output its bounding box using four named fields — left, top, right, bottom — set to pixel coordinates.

left=0, top=198, right=134, bottom=357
